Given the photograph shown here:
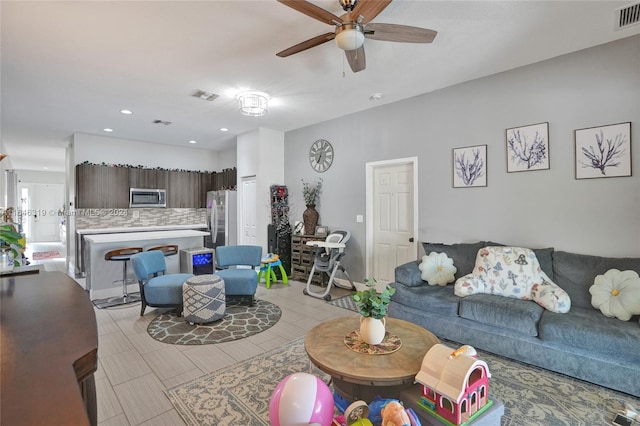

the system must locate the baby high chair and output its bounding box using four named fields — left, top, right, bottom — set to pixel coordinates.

left=303, top=230, right=355, bottom=301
